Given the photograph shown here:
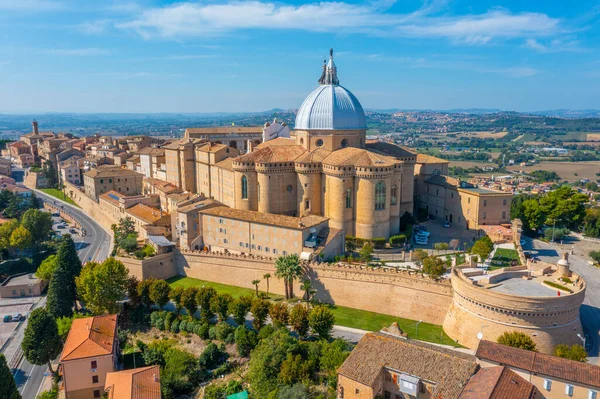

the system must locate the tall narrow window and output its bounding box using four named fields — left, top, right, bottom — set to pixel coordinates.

left=346, top=188, right=352, bottom=208
left=241, top=175, right=248, bottom=199
left=375, top=181, right=386, bottom=210
left=257, top=183, right=260, bottom=201
left=391, top=185, right=397, bottom=205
